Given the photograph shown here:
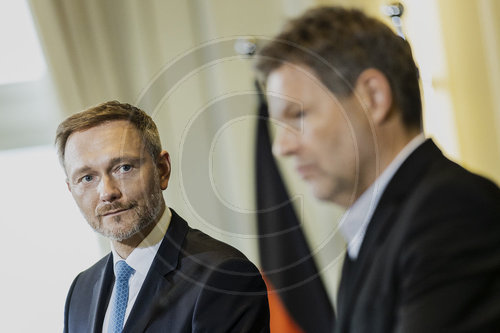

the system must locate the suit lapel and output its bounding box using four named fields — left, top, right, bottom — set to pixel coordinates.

left=122, top=210, right=189, bottom=333
left=89, top=254, right=114, bottom=333
left=338, top=139, right=442, bottom=330
left=336, top=203, right=398, bottom=332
